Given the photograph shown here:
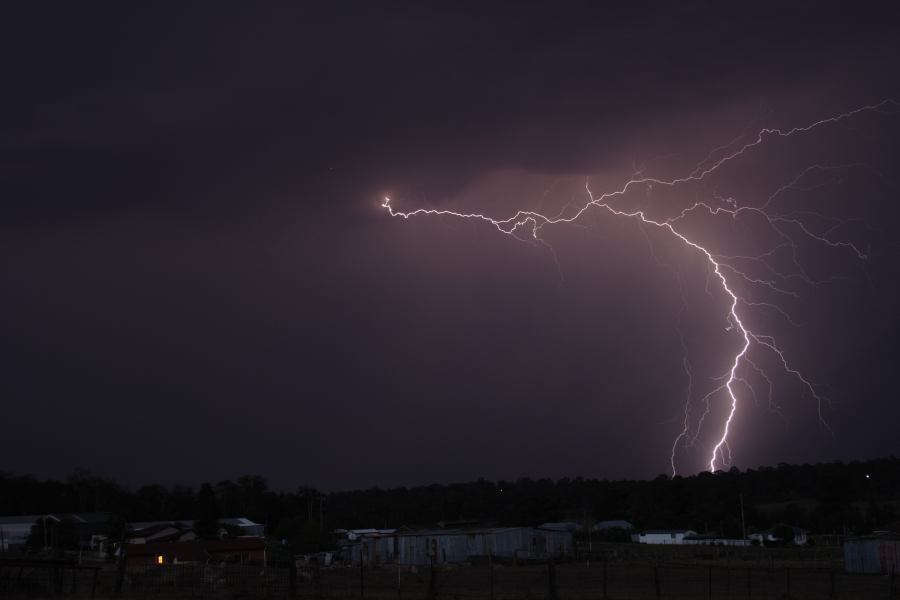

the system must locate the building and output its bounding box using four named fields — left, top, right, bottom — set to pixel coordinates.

left=683, top=535, right=751, bottom=547
left=127, top=522, right=197, bottom=544
left=0, top=515, right=44, bottom=551
left=535, top=527, right=573, bottom=556
left=204, top=538, right=267, bottom=564
left=593, top=520, right=633, bottom=532
left=127, top=517, right=264, bottom=542
left=220, top=517, right=265, bottom=537
left=637, top=530, right=697, bottom=545
left=844, top=536, right=900, bottom=574
left=538, top=522, right=583, bottom=533
left=0, top=512, right=110, bottom=551
left=127, top=541, right=208, bottom=565
left=344, top=526, right=573, bottom=566
left=126, top=538, right=266, bottom=566
left=748, top=525, right=808, bottom=546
